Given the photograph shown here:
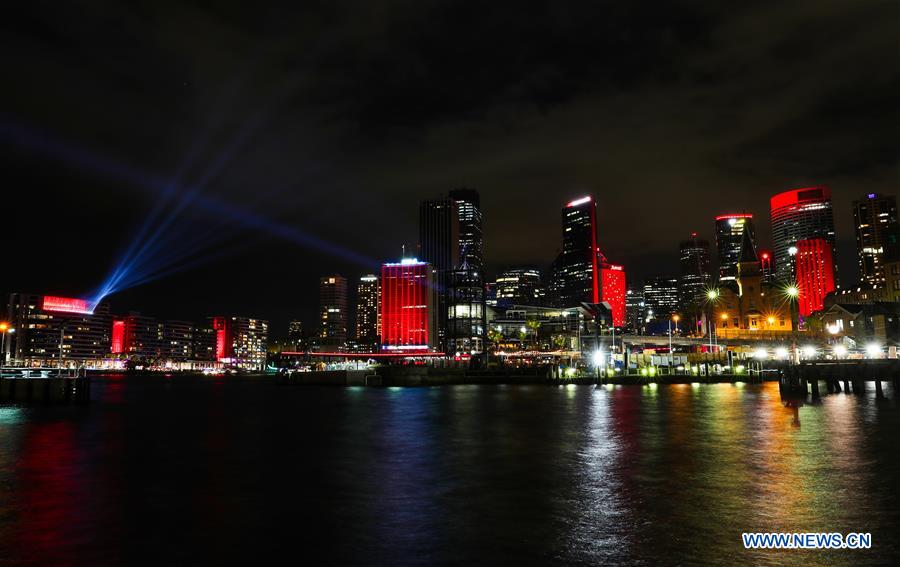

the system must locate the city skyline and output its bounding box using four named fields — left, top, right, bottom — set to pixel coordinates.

left=1, top=1, right=897, bottom=334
